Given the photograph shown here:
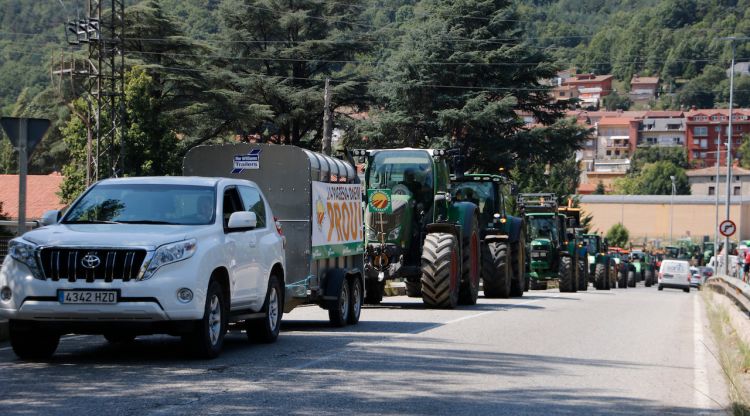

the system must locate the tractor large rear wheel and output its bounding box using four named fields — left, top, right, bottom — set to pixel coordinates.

left=510, top=231, right=526, bottom=297
left=459, top=219, right=480, bottom=305
left=559, top=257, right=574, bottom=292
left=482, top=242, right=511, bottom=298
left=645, top=269, right=654, bottom=287
left=578, top=259, right=588, bottom=291
left=421, top=233, right=460, bottom=309
left=594, top=263, right=608, bottom=290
